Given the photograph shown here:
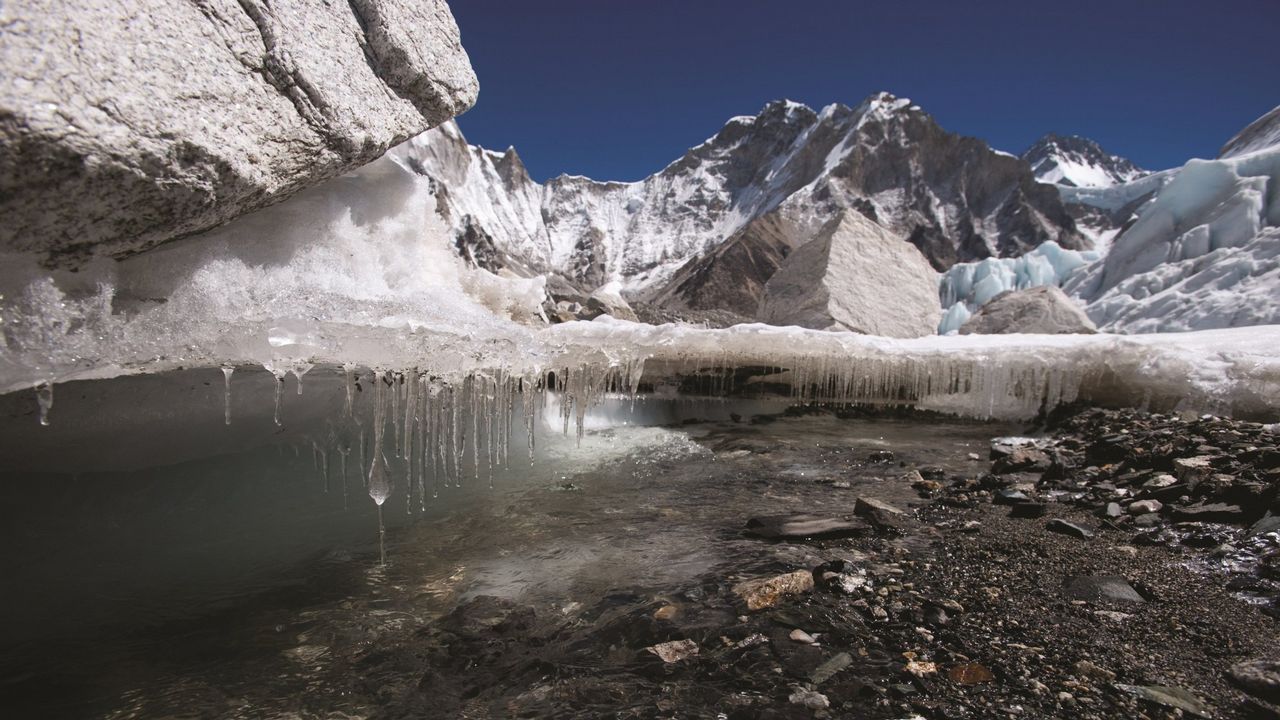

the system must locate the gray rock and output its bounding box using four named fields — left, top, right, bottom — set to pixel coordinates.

left=1230, top=658, right=1280, bottom=700
left=1046, top=519, right=1095, bottom=539
left=959, top=286, right=1097, bottom=335
left=1248, top=513, right=1280, bottom=538
left=809, top=652, right=853, bottom=685
left=757, top=212, right=942, bottom=338
left=1116, top=684, right=1213, bottom=718
left=1, top=0, right=477, bottom=266
left=1063, top=575, right=1145, bottom=604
